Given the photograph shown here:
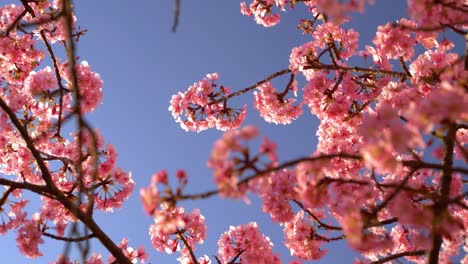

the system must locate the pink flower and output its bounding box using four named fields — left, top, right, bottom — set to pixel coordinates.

left=148, top=204, right=207, bottom=257
left=107, top=239, right=148, bottom=264
left=169, top=74, right=247, bottom=132
left=253, top=82, right=303, bottom=125
left=283, top=211, right=327, bottom=260
left=16, top=220, right=44, bottom=258
left=256, top=169, right=296, bottom=223
left=218, top=222, right=280, bottom=264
